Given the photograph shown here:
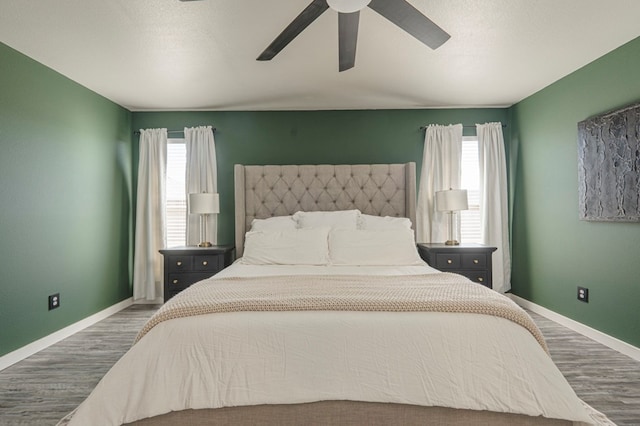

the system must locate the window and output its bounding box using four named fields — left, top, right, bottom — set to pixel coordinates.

left=460, top=137, right=481, bottom=243
left=165, top=139, right=186, bottom=248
